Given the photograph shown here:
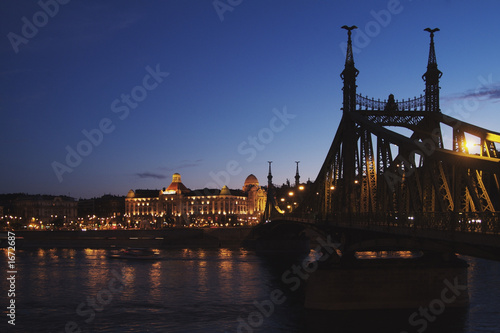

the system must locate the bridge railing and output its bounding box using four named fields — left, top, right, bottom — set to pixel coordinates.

left=356, top=94, right=426, bottom=111
left=323, top=212, right=500, bottom=235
